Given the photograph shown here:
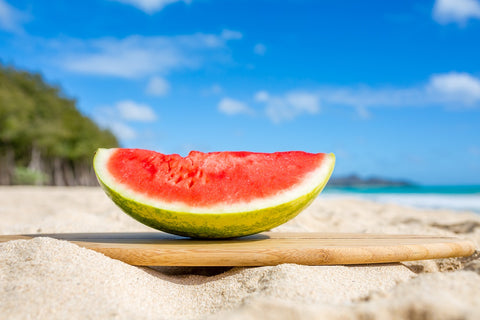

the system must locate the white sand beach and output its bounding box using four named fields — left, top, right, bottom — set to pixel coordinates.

left=1, top=186, right=479, bottom=319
